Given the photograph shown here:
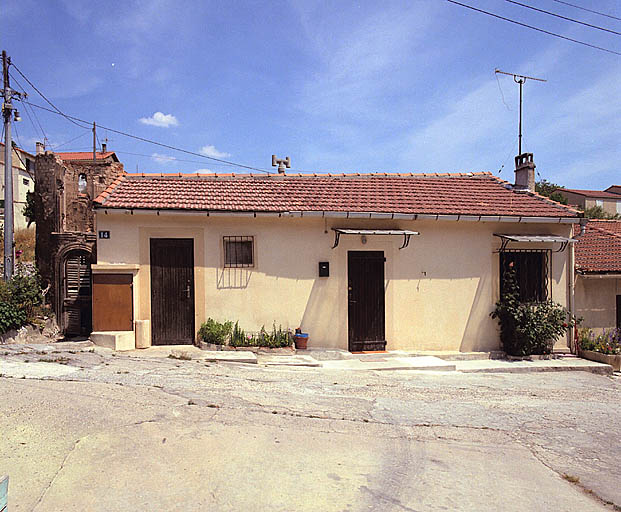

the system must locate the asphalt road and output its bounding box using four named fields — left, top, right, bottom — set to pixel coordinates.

left=0, top=346, right=620, bottom=511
